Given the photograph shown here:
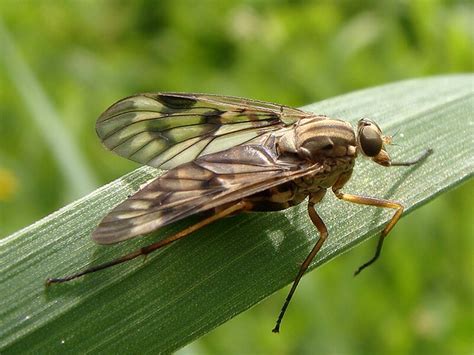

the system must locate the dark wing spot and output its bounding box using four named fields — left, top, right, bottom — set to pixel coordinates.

left=202, top=109, right=225, bottom=124
left=155, top=94, right=197, bottom=109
